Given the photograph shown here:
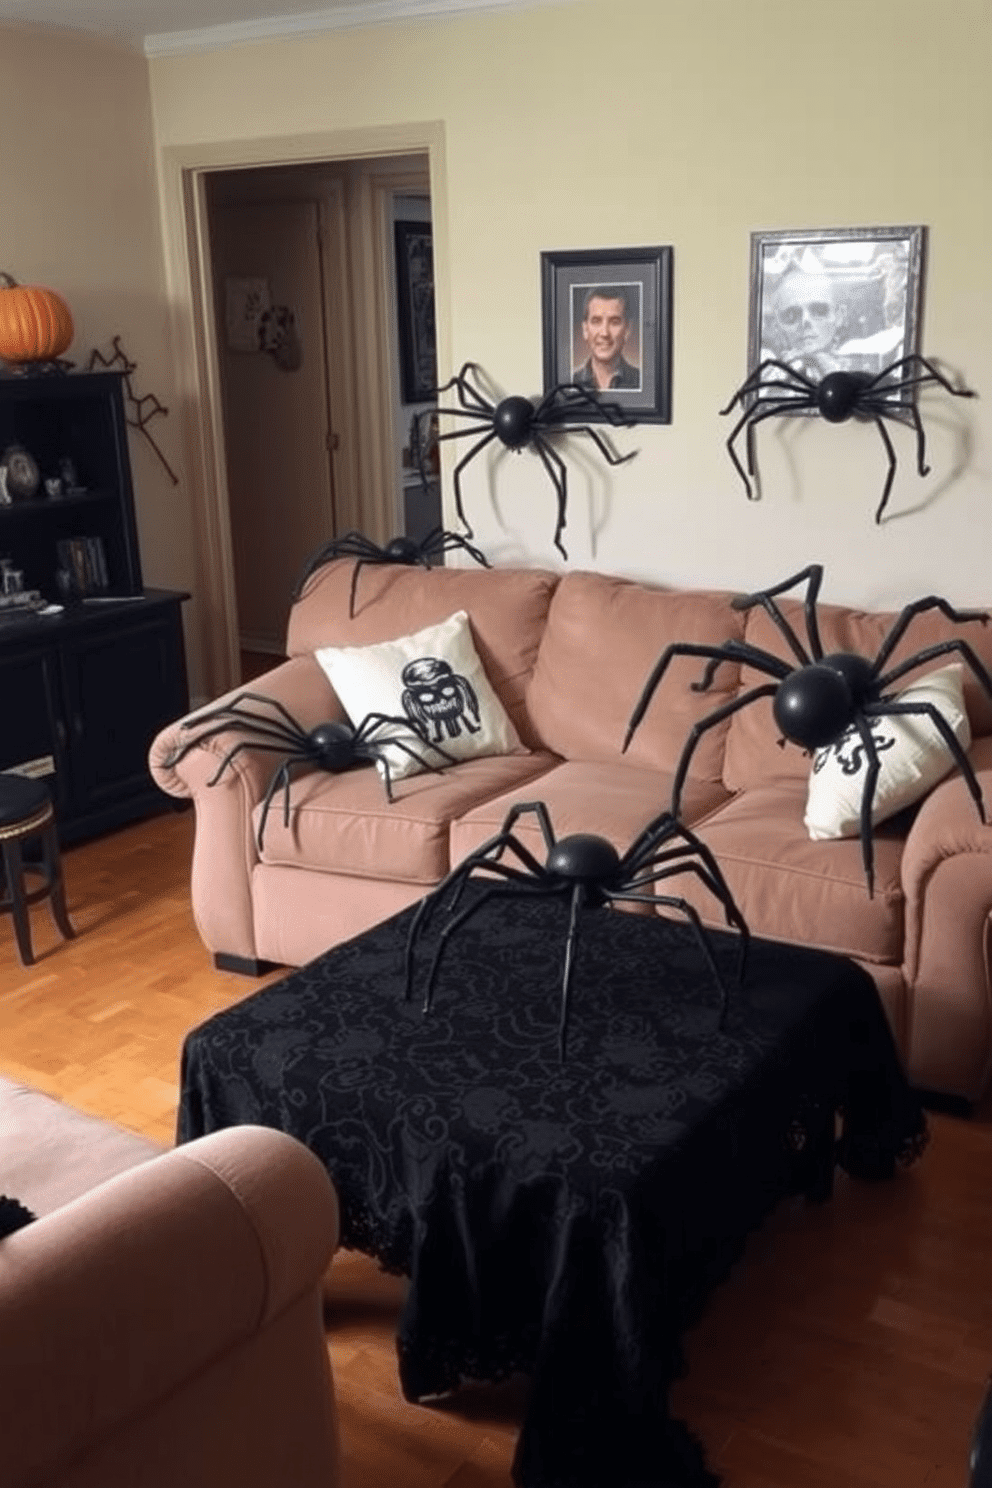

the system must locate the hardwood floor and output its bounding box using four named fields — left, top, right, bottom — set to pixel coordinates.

left=1, top=807, right=989, bottom=1487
